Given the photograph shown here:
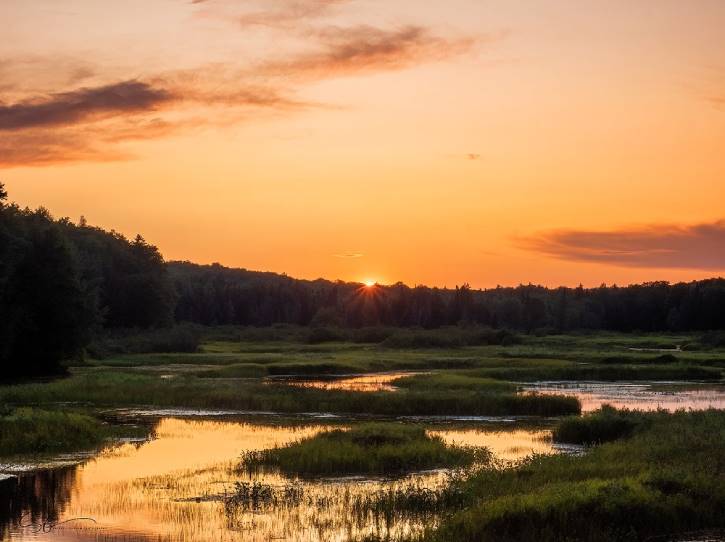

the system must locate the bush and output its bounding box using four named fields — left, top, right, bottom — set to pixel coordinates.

left=87, top=324, right=201, bottom=358
left=305, top=326, right=346, bottom=344
left=701, top=331, right=725, bottom=348
left=381, top=327, right=520, bottom=349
